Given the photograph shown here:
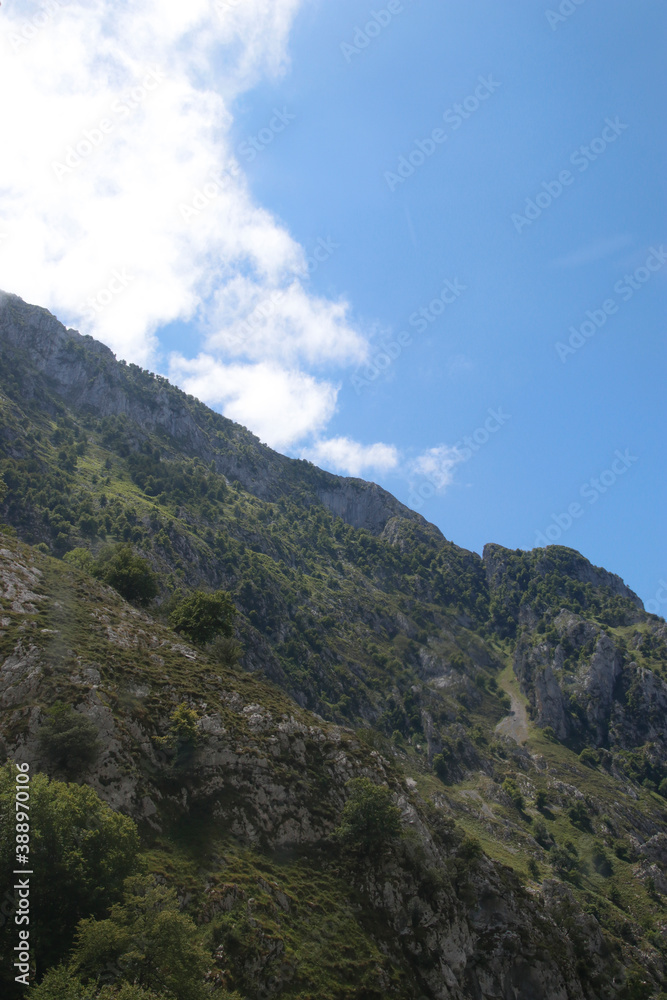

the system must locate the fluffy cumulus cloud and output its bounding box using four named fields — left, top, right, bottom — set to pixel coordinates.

left=301, top=437, right=400, bottom=478
left=410, top=444, right=466, bottom=491
left=0, top=0, right=387, bottom=464
left=169, top=353, right=338, bottom=450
